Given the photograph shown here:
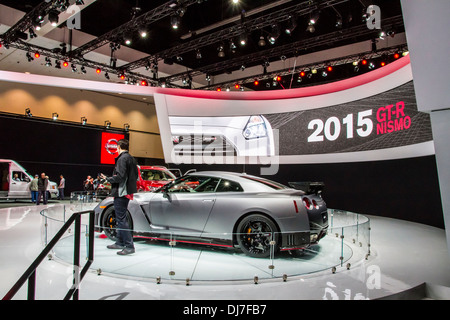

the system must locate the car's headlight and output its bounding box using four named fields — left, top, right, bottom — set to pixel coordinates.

left=242, top=115, right=268, bottom=139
